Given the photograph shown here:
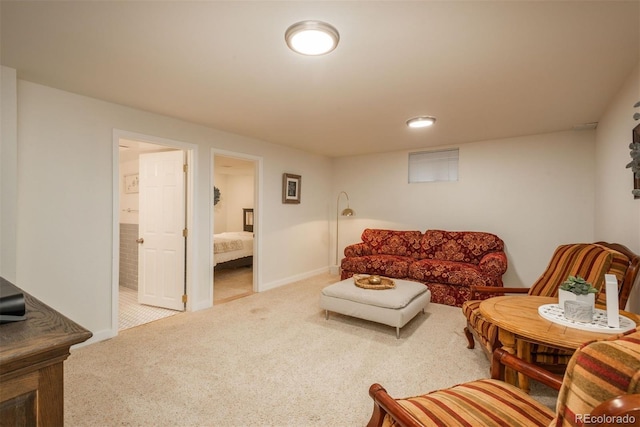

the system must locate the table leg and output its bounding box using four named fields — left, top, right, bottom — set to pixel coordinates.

left=516, top=339, right=531, bottom=393
left=497, top=328, right=517, bottom=386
